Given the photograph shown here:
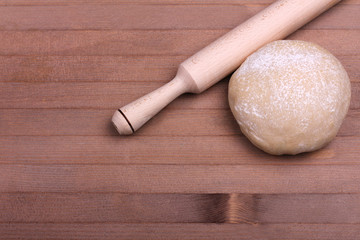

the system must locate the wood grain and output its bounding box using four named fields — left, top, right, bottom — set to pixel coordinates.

left=0, top=55, right=358, bottom=83
left=0, top=56, right=183, bottom=82
left=0, top=30, right=358, bottom=56
left=1, top=164, right=360, bottom=193
left=1, top=109, right=359, bottom=137
left=0, top=223, right=359, bottom=240
left=0, top=0, right=358, bottom=5
left=0, top=223, right=360, bottom=240
left=0, top=135, right=358, bottom=165
left=0, top=193, right=359, bottom=223
left=0, top=4, right=358, bottom=30
left=1, top=81, right=359, bottom=109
